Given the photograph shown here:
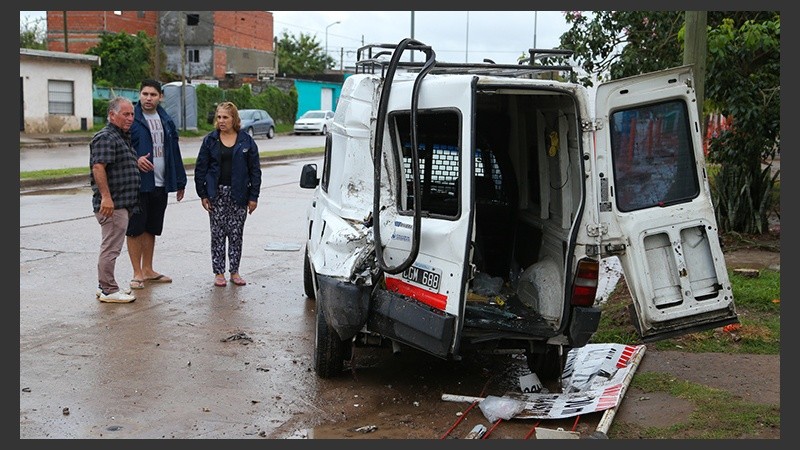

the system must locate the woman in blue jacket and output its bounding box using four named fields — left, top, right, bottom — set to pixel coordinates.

left=194, top=102, right=262, bottom=287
